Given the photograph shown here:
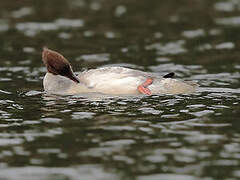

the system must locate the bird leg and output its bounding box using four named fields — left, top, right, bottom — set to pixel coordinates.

left=137, top=78, right=153, bottom=95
